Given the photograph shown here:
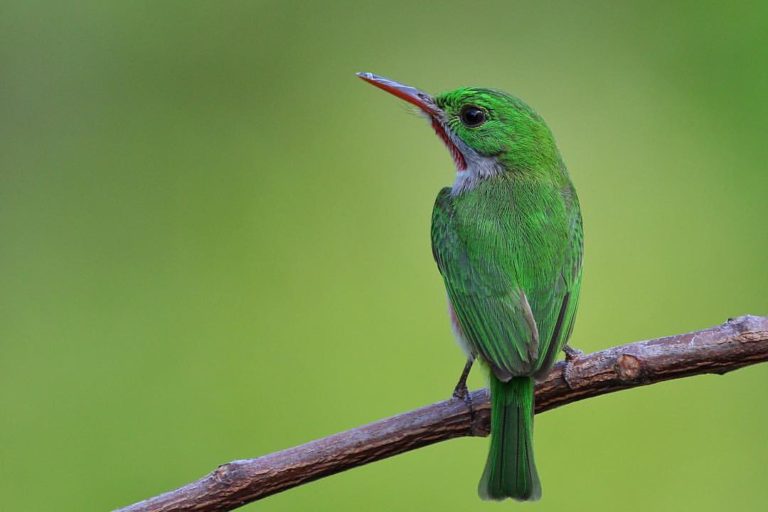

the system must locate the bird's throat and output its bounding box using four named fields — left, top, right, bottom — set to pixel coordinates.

left=431, top=119, right=467, bottom=172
